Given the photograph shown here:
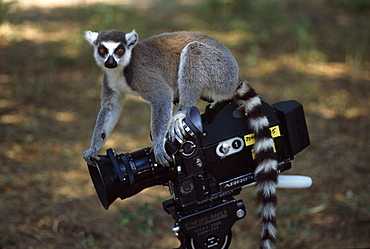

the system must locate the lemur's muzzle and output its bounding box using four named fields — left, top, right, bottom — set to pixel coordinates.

left=105, top=55, right=117, bottom=68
